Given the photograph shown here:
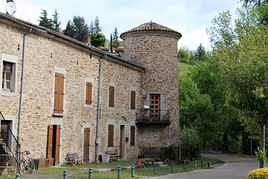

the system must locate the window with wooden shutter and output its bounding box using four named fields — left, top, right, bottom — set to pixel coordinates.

left=130, top=126, right=135, bottom=146
left=54, top=73, right=64, bottom=113
left=85, top=82, right=93, bottom=105
left=109, top=86, right=115, bottom=107
left=130, top=91, right=136, bottom=110
left=108, top=125, right=114, bottom=147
